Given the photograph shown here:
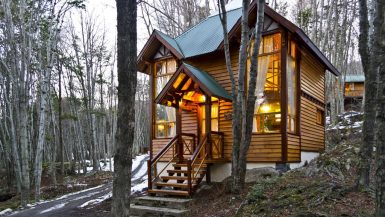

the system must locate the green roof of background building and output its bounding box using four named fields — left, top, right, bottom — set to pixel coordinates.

left=345, top=75, right=365, bottom=82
